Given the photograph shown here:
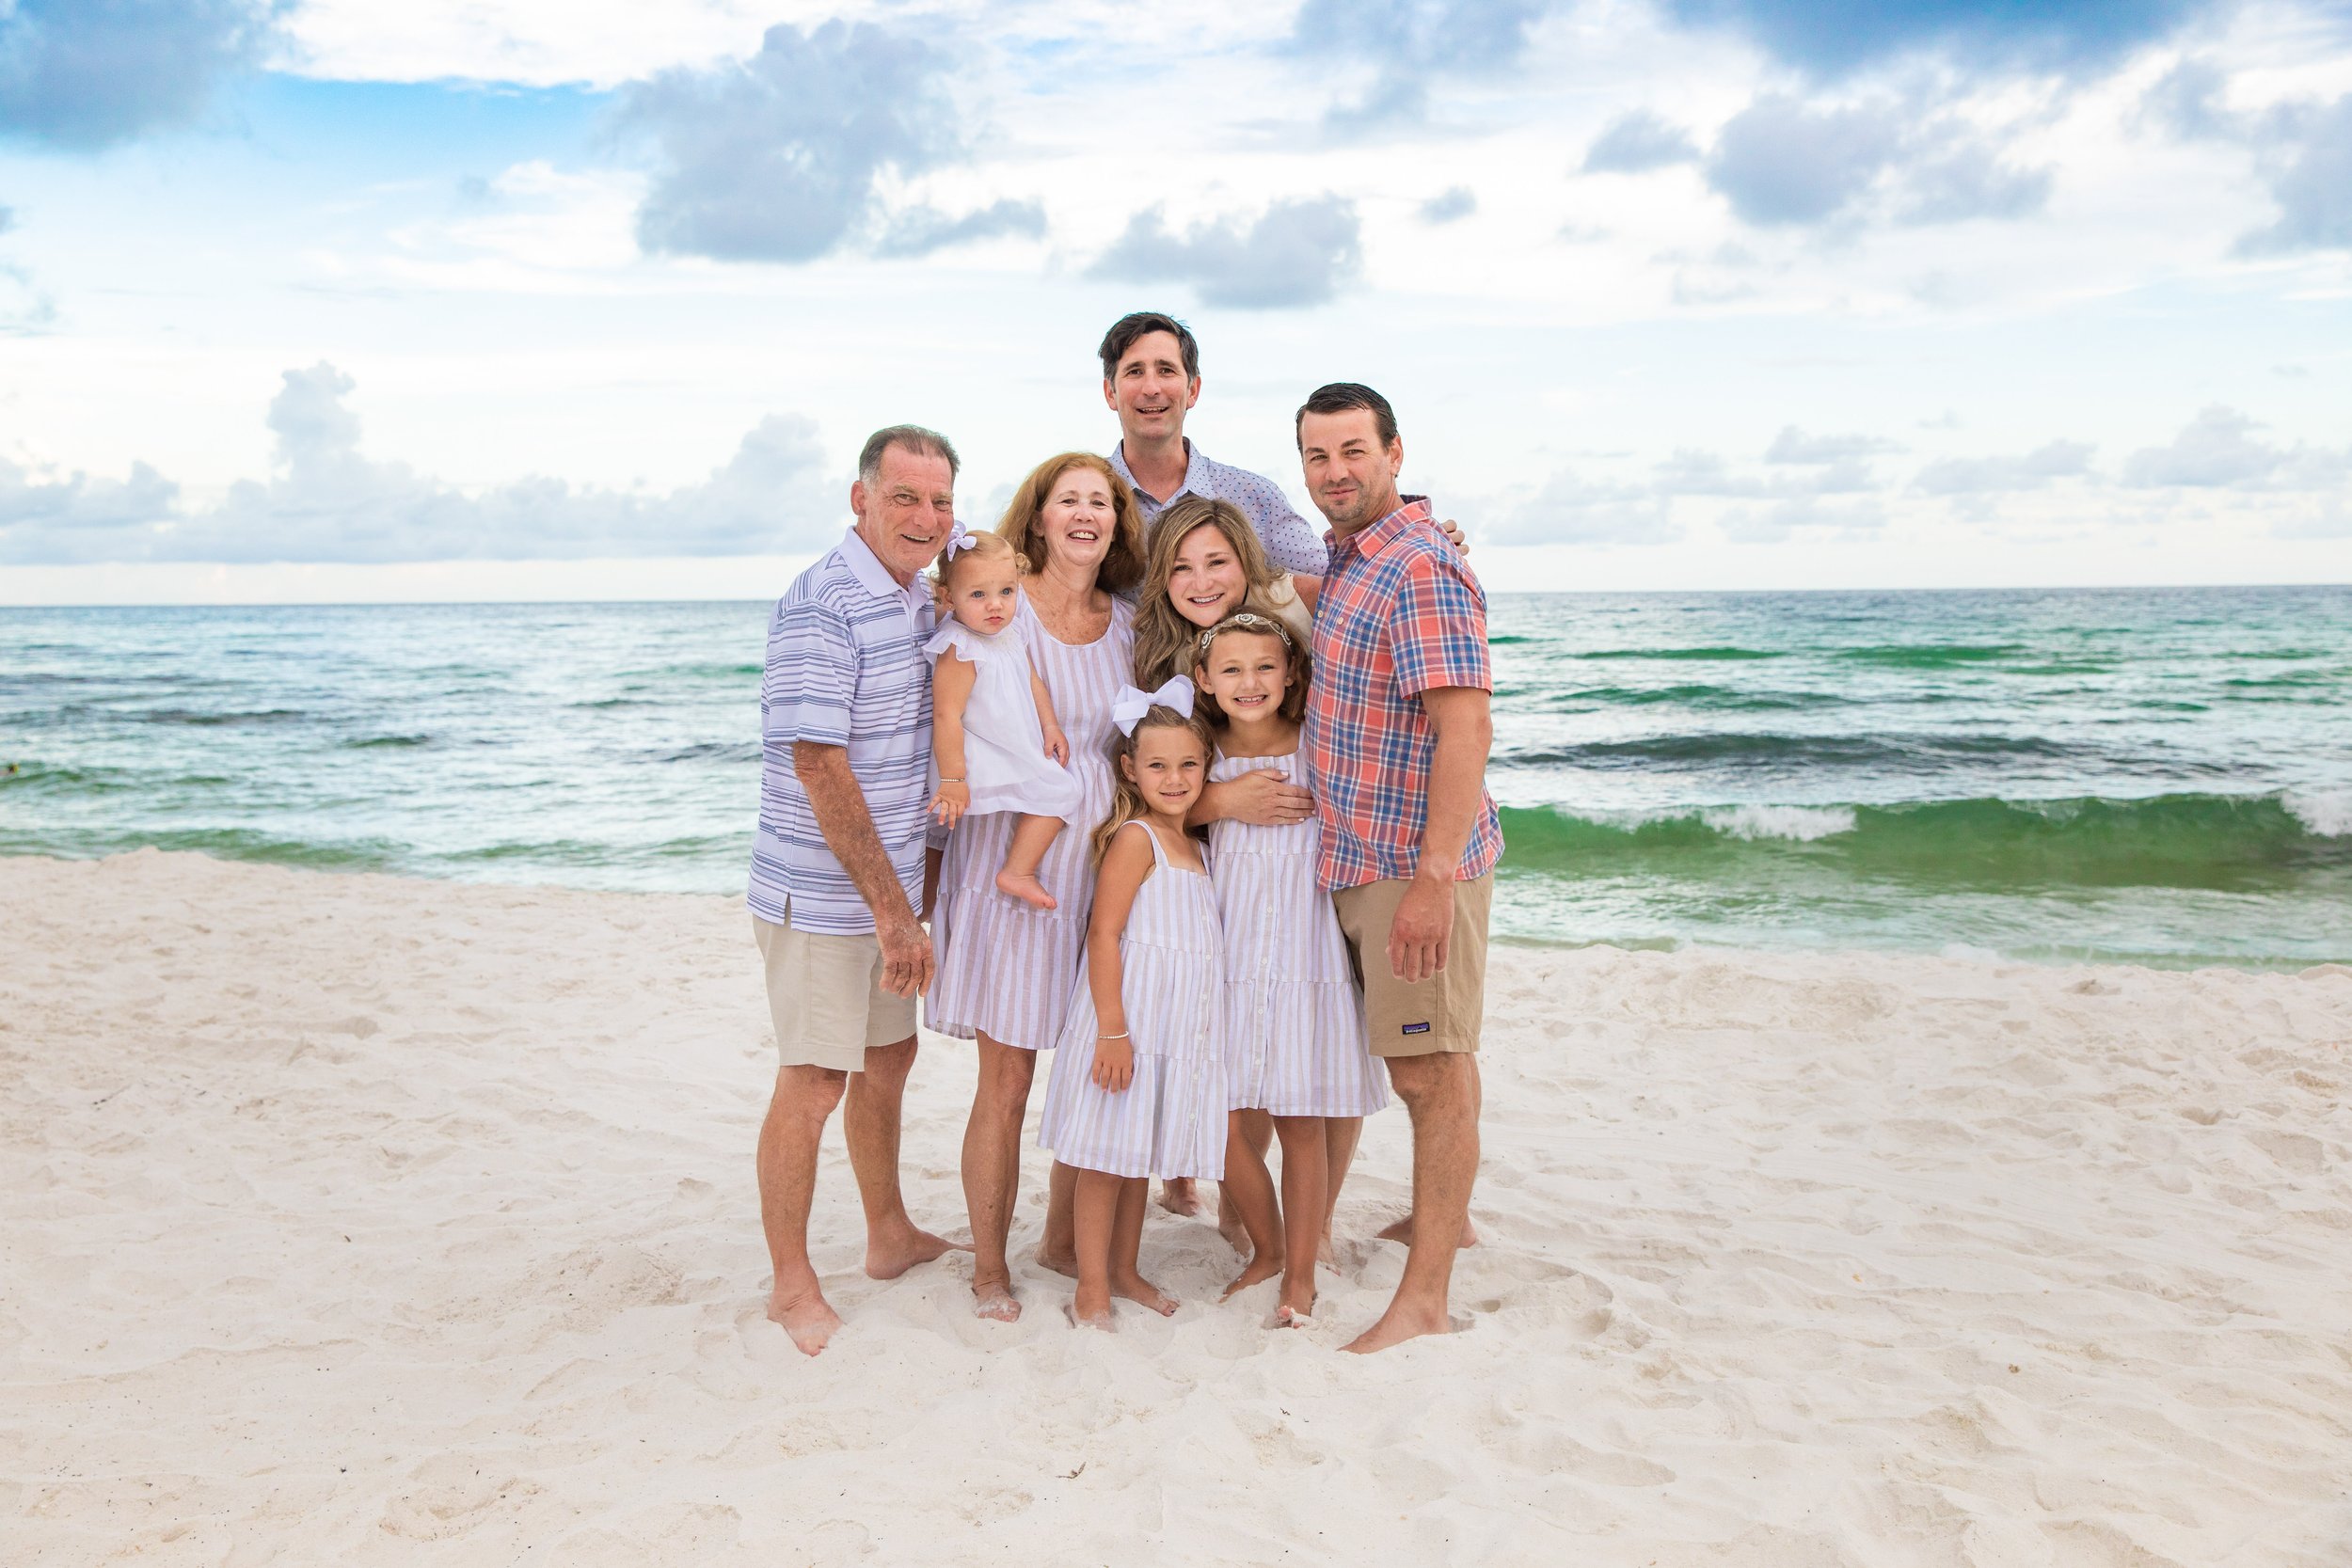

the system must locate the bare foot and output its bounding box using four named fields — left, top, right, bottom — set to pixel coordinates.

left=971, top=1277, right=1022, bottom=1323
left=1375, top=1212, right=1481, bottom=1249
left=994, top=870, right=1057, bottom=911
left=1070, top=1290, right=1116, bottom=1331
left=1342, top=1298, right=1453, bottom=1354
left=1033, top=1245, right=1077, bottom=1280
left=766, top=1282, right=844, bottom=1356
left=865, top=1225, right=966, bottom=1280
left=1158, top=1179, right=1202, bottom=1217
left=1277, top=1277, right=1317, bottom=1322
left=1274, top=1298, right=1316, bottom=1329
left=1220, top=1252, right=1281, bottom=1300
left=1111, top=1269, right=1178, bottom=1316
